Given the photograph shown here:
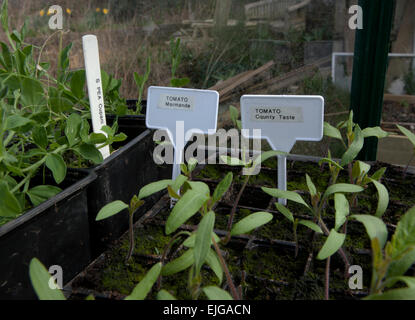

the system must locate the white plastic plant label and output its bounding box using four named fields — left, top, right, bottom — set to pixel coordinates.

left=146, top=86, right=219, bottom=193
left=241, top=95, right=324, bottom=204
left=82, top=35, right=110, bottom=159
left=241, top=95, right=324, bottom=152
